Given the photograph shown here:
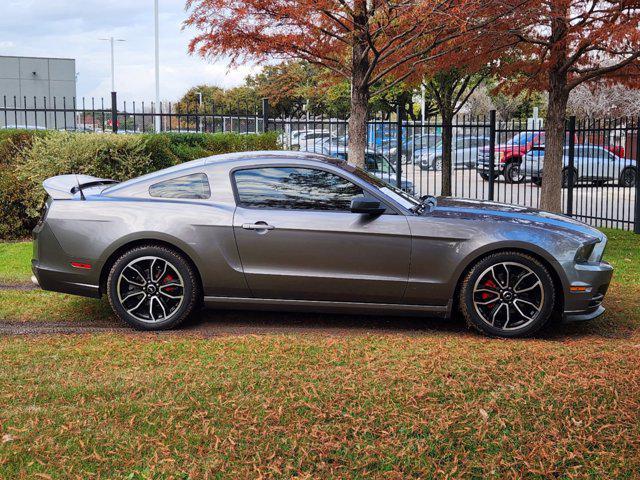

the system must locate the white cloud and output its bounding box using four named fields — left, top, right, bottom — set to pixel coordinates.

left=0, top=0, right=261, bottom=102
